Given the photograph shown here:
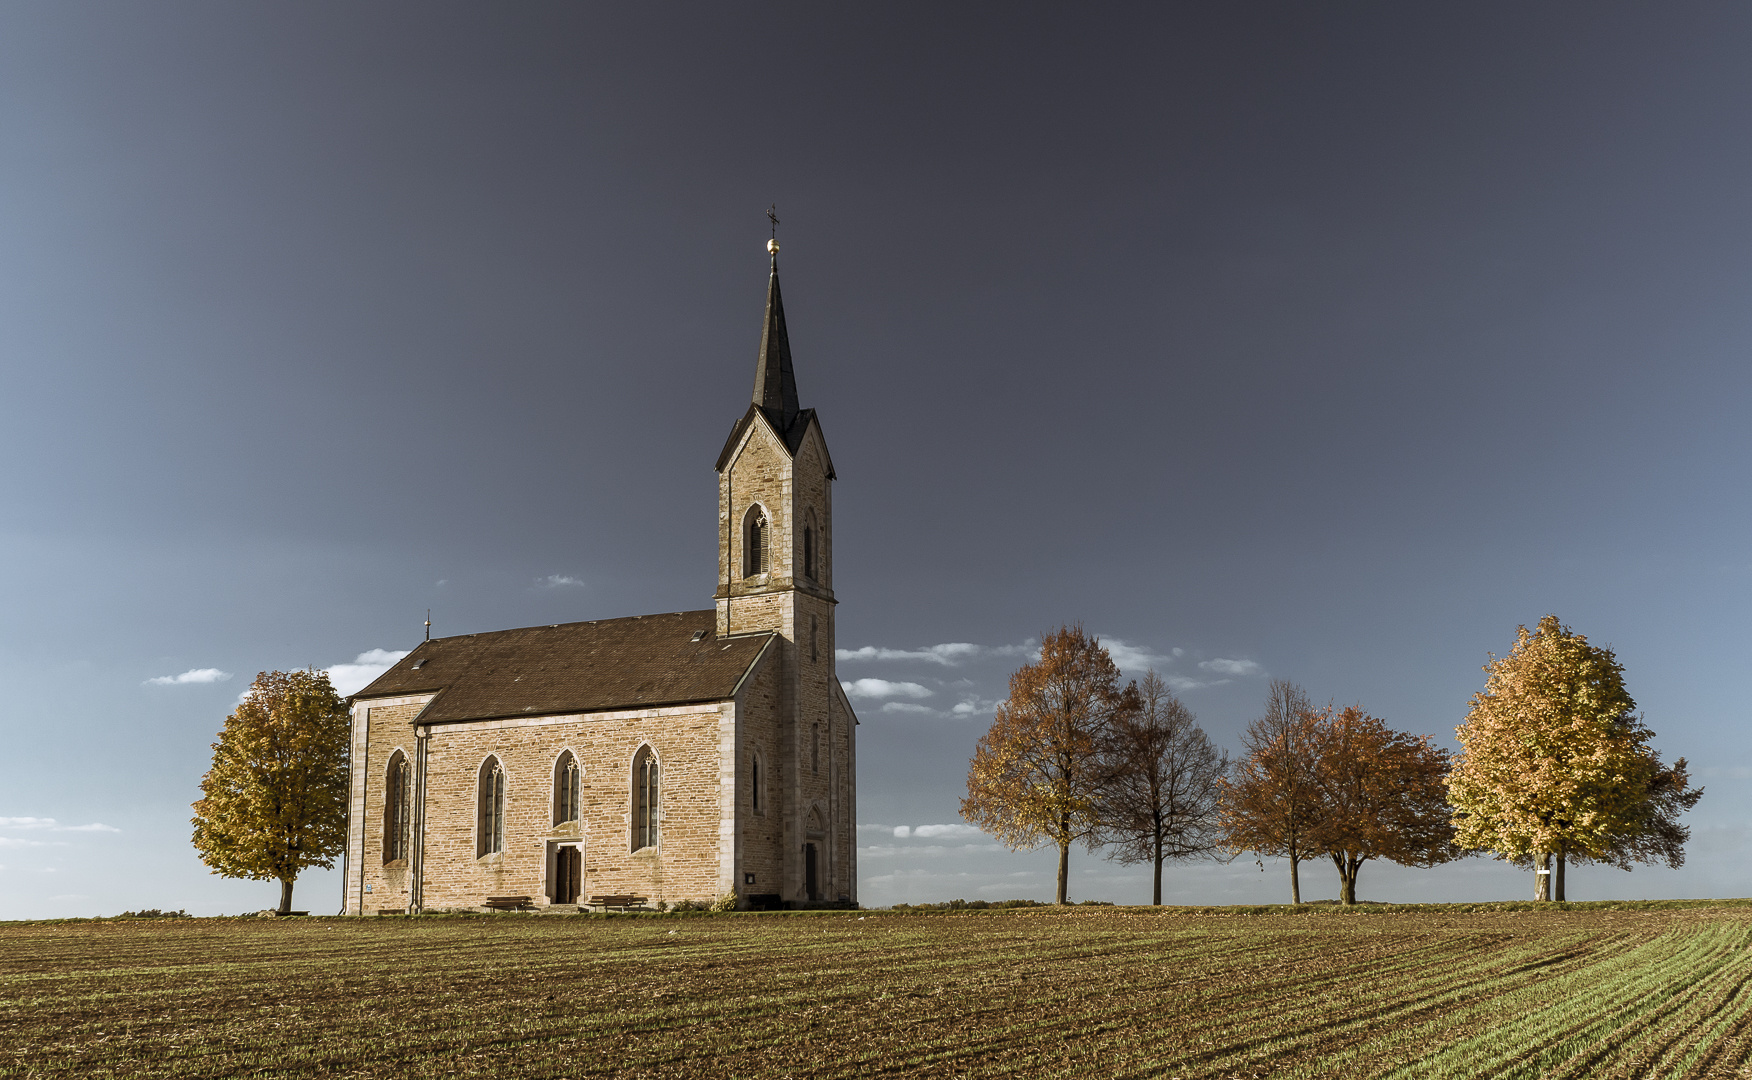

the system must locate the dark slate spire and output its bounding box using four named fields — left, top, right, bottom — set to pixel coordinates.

left=753, top=242, right=800, bottom=432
